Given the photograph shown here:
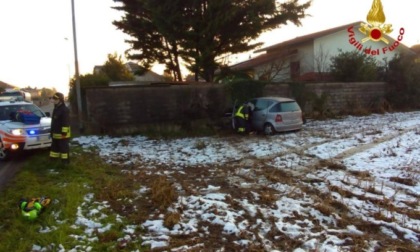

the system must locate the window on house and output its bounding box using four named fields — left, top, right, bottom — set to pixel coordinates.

left=290, top=61, right=300, bottom=80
